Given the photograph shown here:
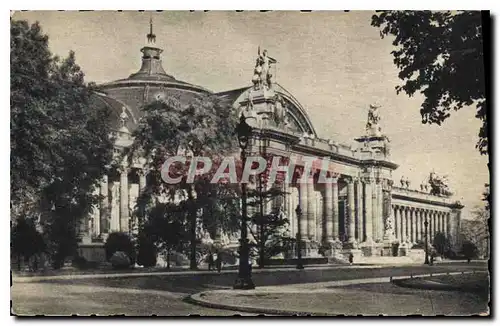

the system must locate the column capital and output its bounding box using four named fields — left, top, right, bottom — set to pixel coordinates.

left=118, top=165, right=130, bottom=175
left=137, top=168, right=149, bottom=177
left=343, top=176, right=354, bottom=184
left=363, top=176, right=375, bottom=184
